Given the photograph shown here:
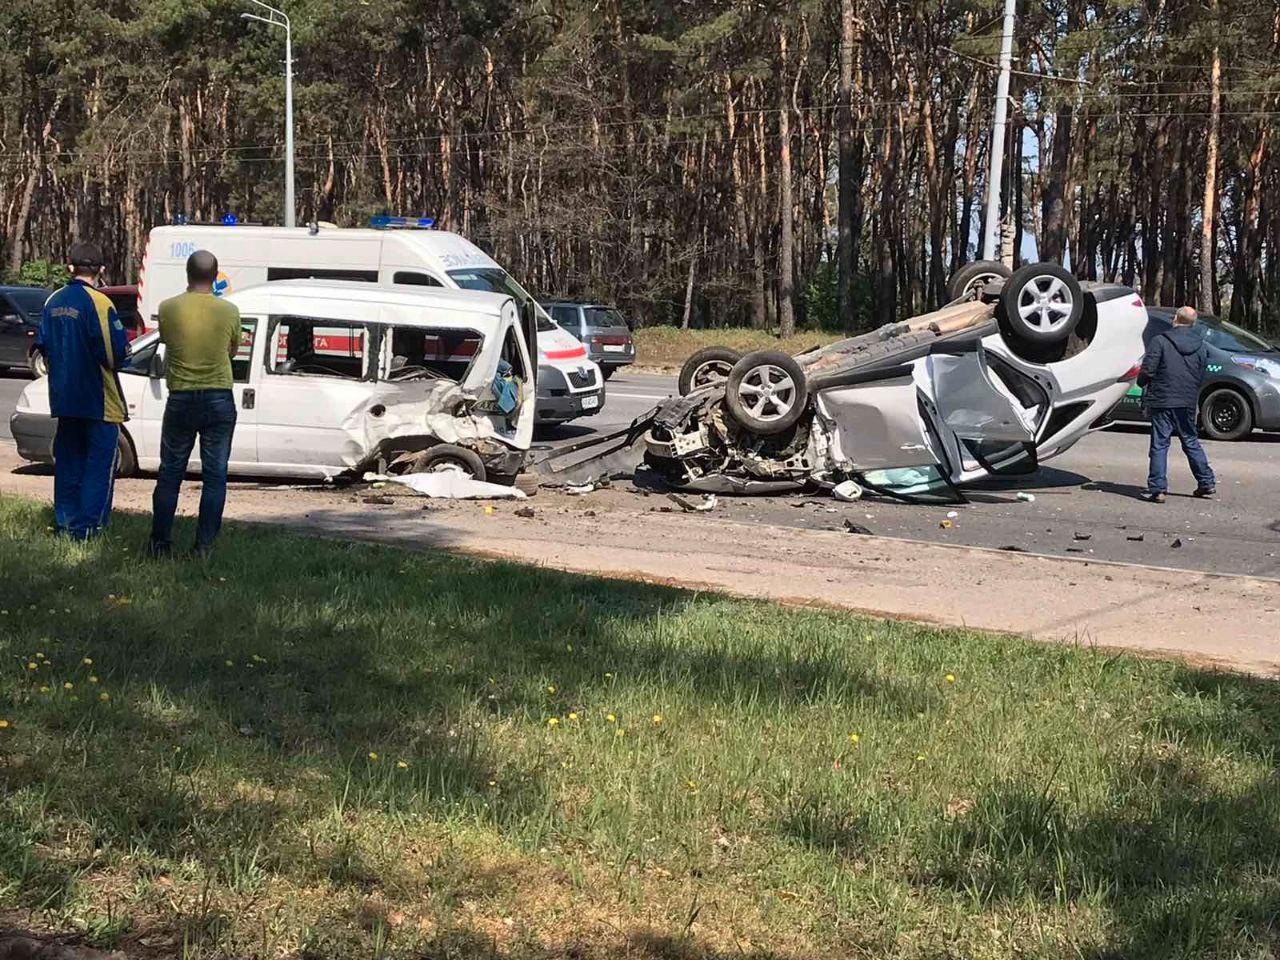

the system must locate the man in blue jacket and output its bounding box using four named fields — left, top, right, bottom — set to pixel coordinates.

left=34, top=241, right=131, bottom=539
left=1137, top=305, right=1216, bottom=503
